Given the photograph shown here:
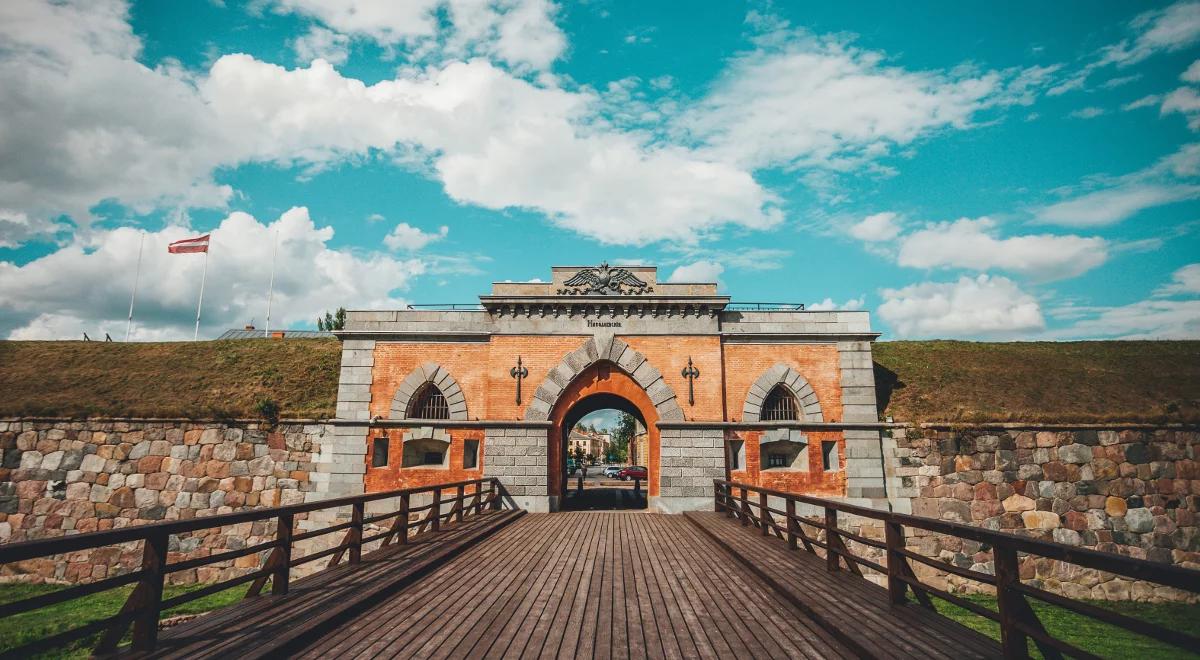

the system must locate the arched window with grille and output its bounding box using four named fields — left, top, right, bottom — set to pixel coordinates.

left=760, top=385, right=798, bottom=421
left=408, top=383, right=449, bottom=420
